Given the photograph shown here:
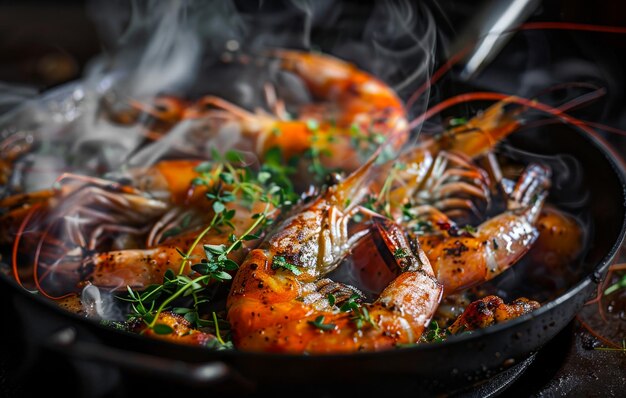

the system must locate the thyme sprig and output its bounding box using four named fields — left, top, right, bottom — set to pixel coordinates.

left=593, top=339, right=626, bottom=353
left=376, top=161, right=406, bottom=217
left=308, top=315, right=336, bottom=331
left=119, top=149, right=285, bottom=344
left=271, top=255, right=301, bottom=275
left=131, top=204, right=272, bottom=333
left=304, top=120, right=334, bottom=183
left=422, top=321, right=450, bottom=343
left=340, top=293, right=377, bottom=330
left=604, top=273, right=626, bottom=296
left=349, top=123, right=385, bottom=160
